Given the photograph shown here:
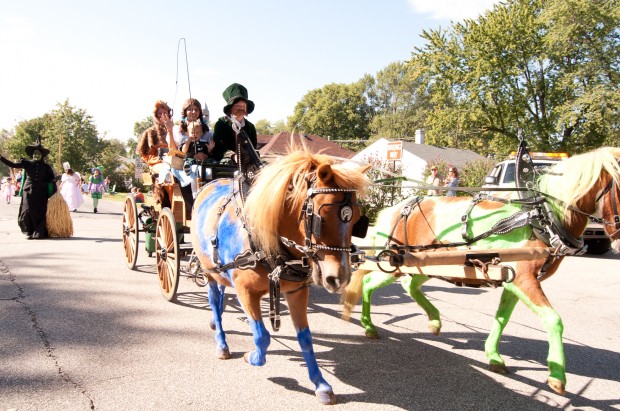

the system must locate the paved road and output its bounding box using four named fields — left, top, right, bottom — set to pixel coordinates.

left=1, top=195, right=619, bottom=410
